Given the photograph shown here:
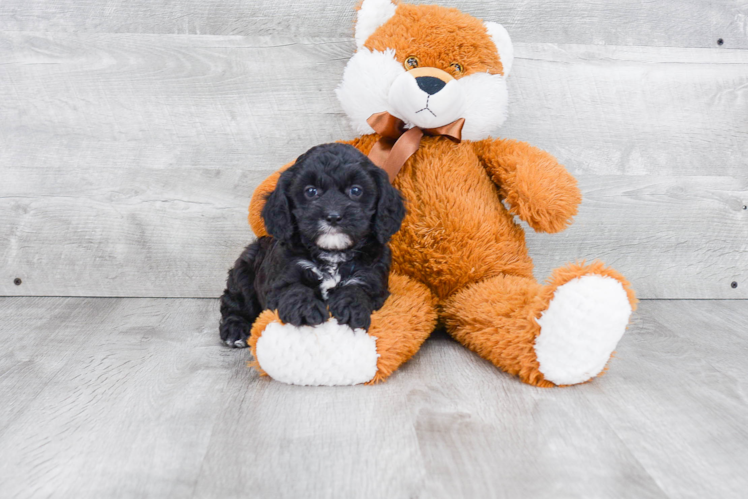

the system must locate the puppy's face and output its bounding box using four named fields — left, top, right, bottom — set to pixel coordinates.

left=262, top=143, right=405, bottom=250
left=291, top=151, right=379, bottom=251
